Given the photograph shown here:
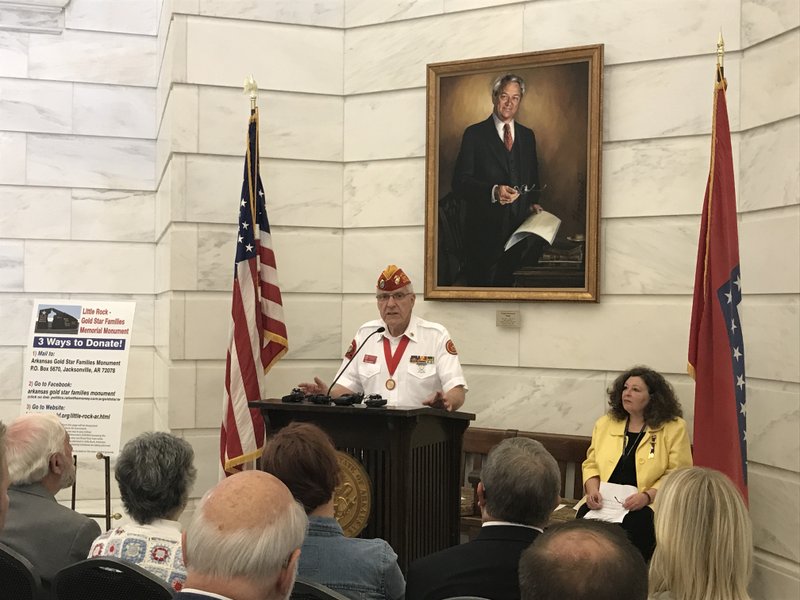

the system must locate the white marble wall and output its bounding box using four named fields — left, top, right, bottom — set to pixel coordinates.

left=738, top=5, right=800, bottom=594
left=0, top=0, right=159, bottom=526
left=151, top=4, right=800, bottom=597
